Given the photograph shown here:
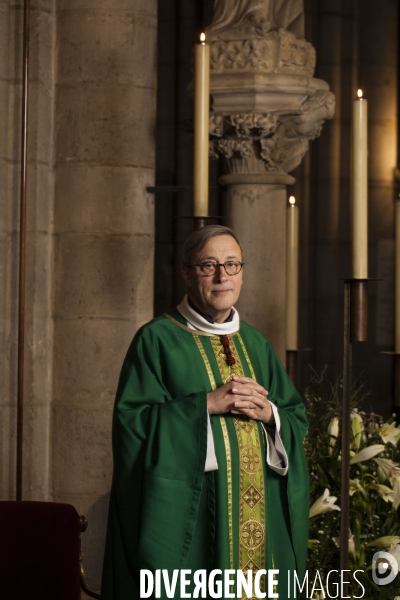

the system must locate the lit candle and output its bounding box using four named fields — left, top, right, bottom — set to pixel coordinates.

left=286, top=196, right=299, bottom=350
left=396, top=199, right=400, bottom=353
left=352, top=89, right=368, bottom=279
left=193, top=33, right=210, bottom=217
